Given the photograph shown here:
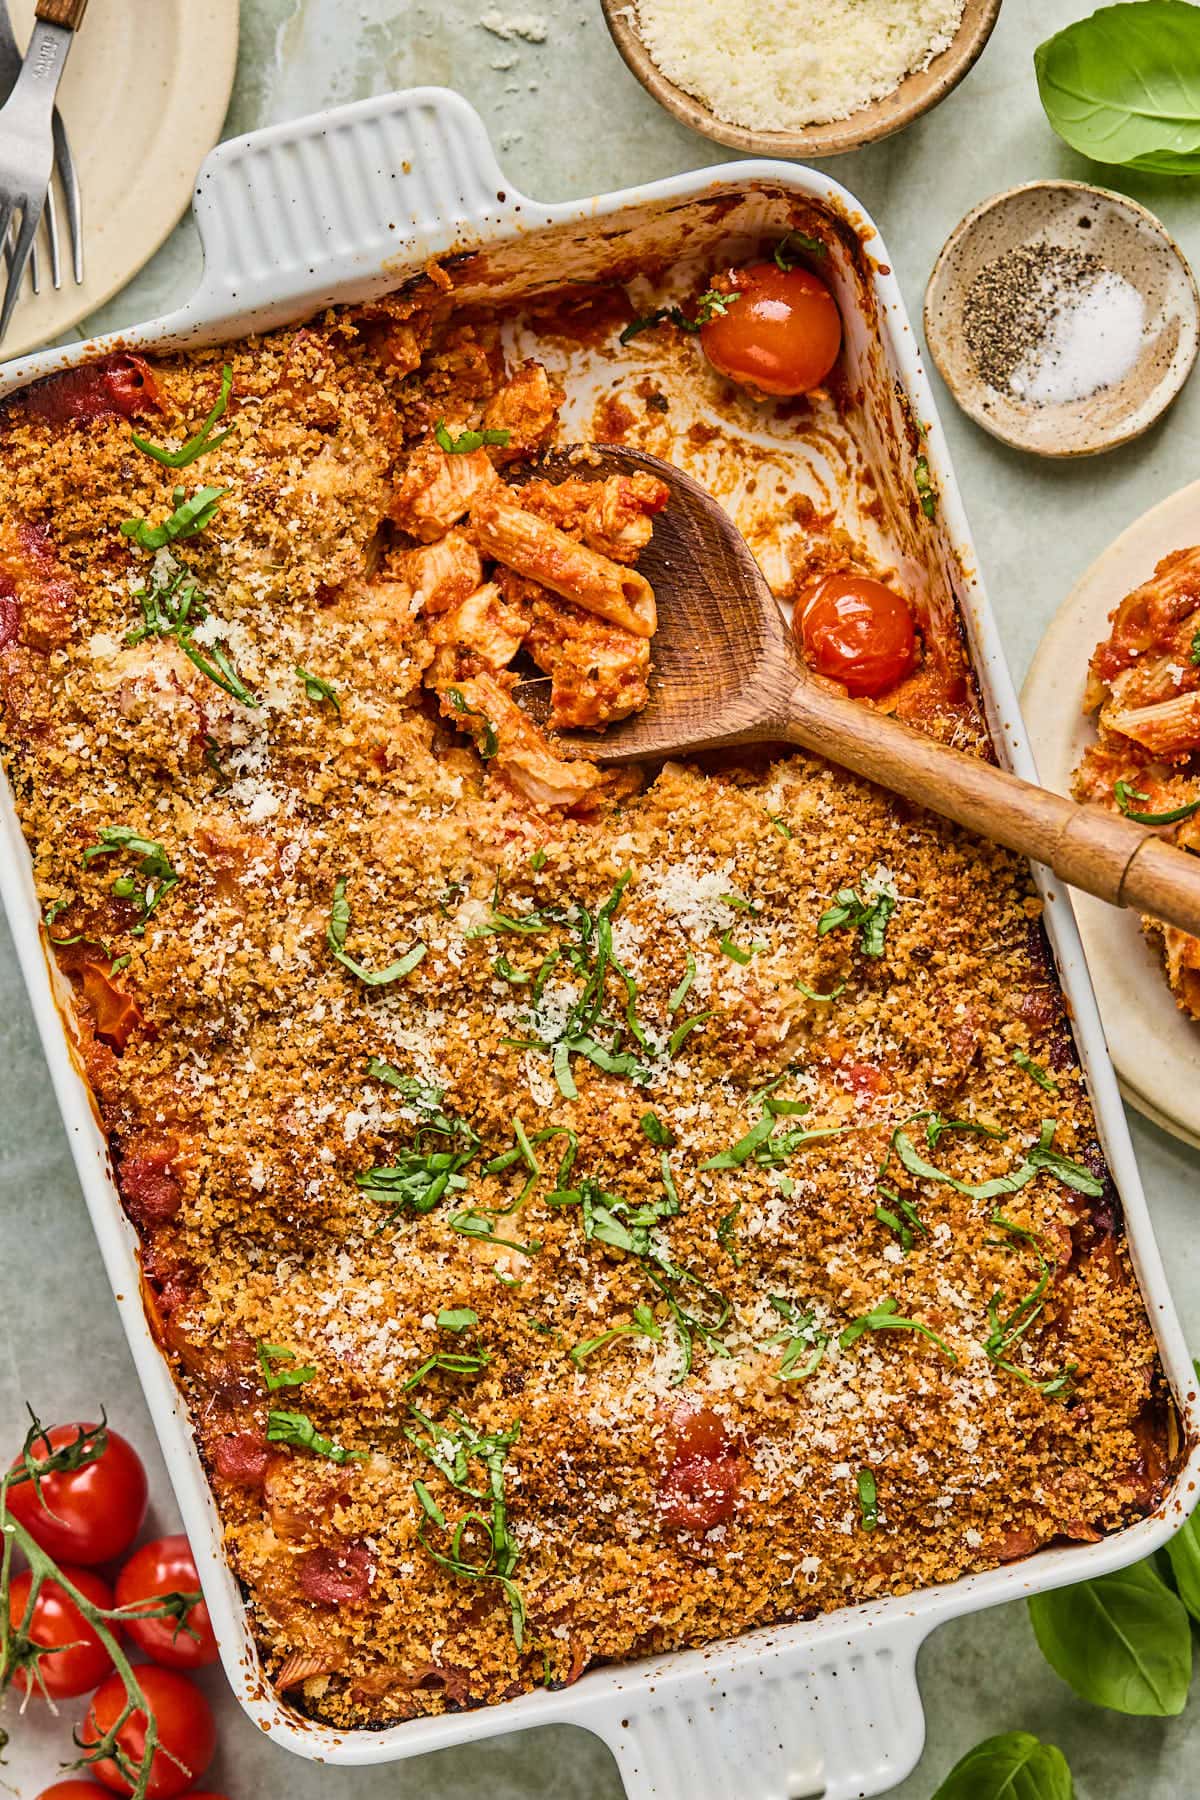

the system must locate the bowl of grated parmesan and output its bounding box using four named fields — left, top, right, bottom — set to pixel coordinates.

left=601, top=0, right=1002, bottom=156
